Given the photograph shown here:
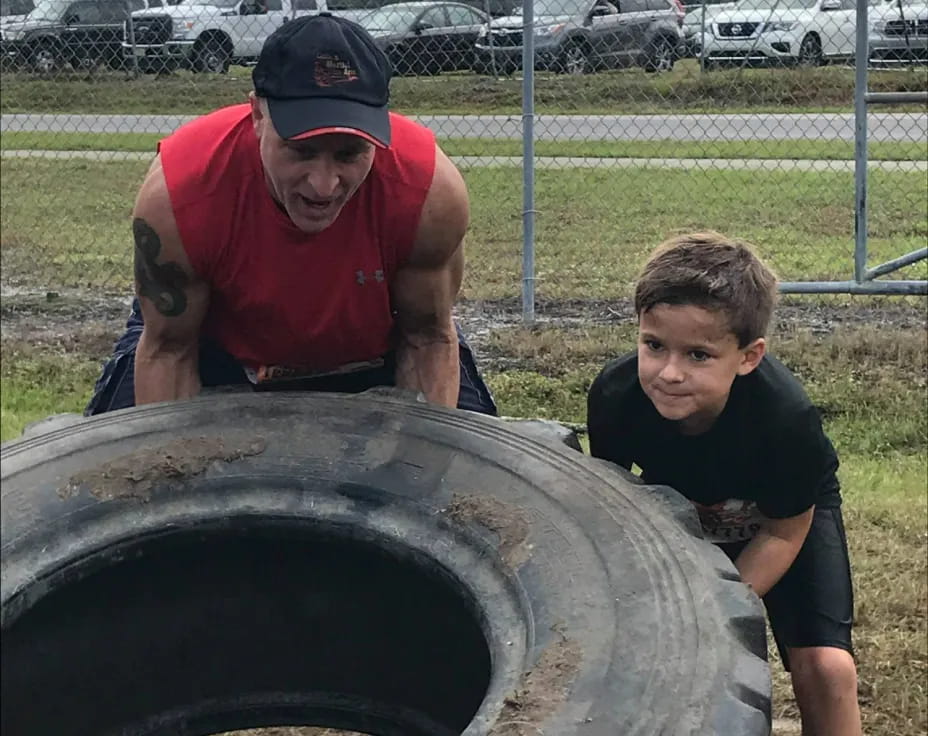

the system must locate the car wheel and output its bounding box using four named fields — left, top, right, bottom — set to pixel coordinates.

left=797, top=33, right=823, bottom=66
left=1, top=391, right=771, bottom=736
left=194, top=38, right=231, bottom=73
left=559, top=42, right=590, bottom=75
left=30, top=43, right=59, bottom=73
left=644, top=35, right=675, bottom=73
